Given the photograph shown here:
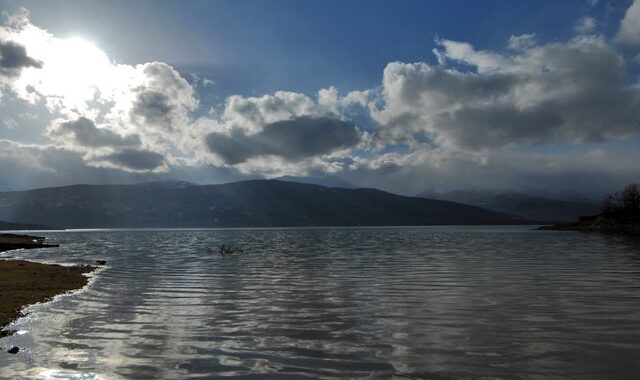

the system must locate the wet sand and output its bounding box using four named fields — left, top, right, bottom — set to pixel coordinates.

left=0, top=260, right=96, bottom=332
